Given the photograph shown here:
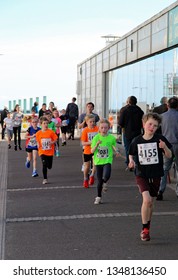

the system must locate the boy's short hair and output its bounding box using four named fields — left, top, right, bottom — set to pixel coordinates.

left=98, top=118, right=110, bottom=127
left=85, top=114, right=95, bottom=122
left=86, top=102, right=94, bottom=108
left=142, top=113, right=162, bottom=126
left=40, top=116, right=49, bottom=124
